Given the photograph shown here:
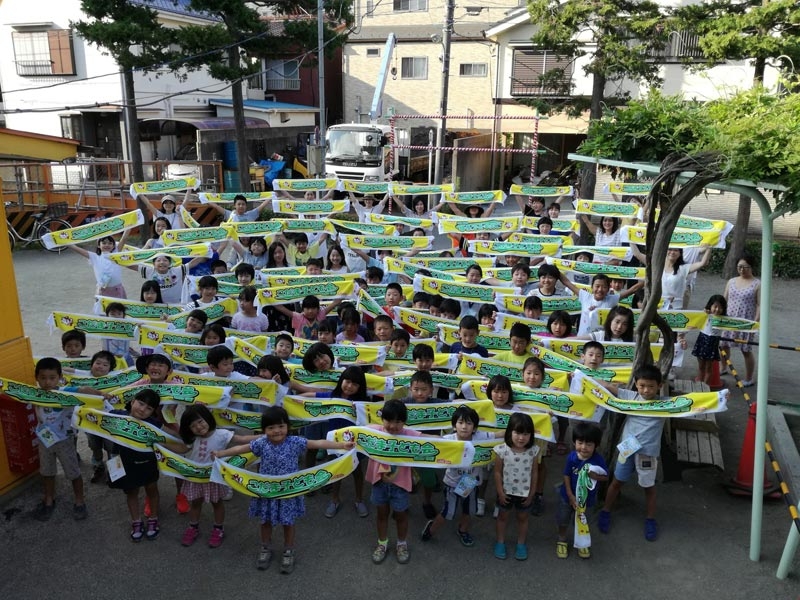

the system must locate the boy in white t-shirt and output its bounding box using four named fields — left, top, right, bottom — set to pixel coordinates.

left=560, top=273, right=641, bottom=336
